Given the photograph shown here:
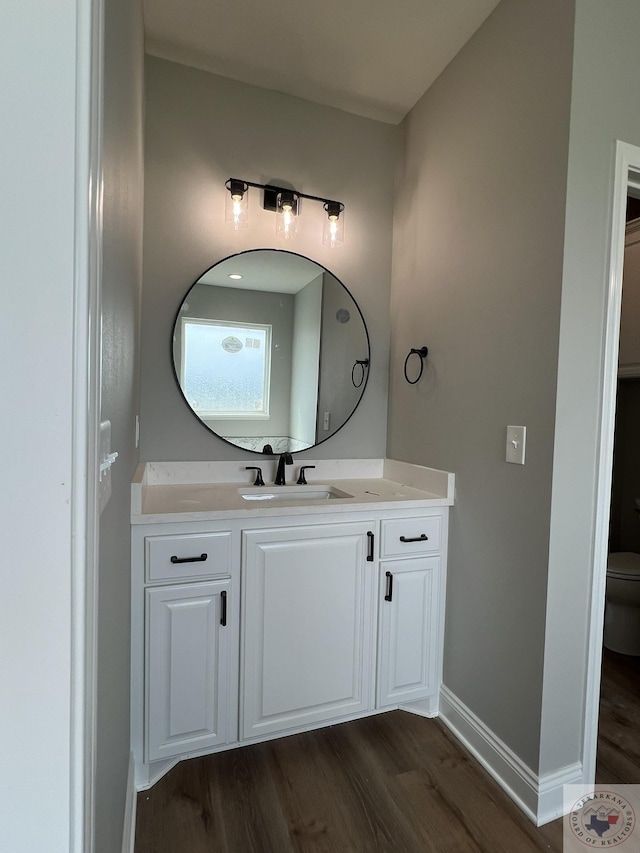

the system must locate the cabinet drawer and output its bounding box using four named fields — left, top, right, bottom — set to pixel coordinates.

left=380, top=516, right=441, bottom=558
left=145, top=532, right=232, bottom=583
